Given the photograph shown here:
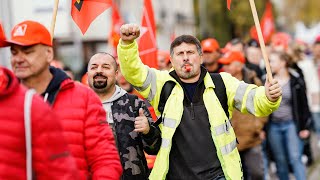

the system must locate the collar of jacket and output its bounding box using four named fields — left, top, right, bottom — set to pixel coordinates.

left=41, top=66, right=74, bottom=104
